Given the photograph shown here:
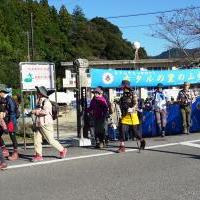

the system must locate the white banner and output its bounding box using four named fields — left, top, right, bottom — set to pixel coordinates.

left=20, top=62, right=55, bottom=90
